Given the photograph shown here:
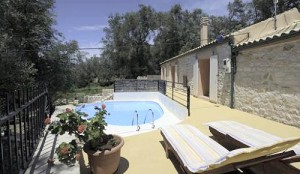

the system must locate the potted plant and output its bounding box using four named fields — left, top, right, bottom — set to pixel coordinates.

left=48, top=104, right=124, bottom=174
